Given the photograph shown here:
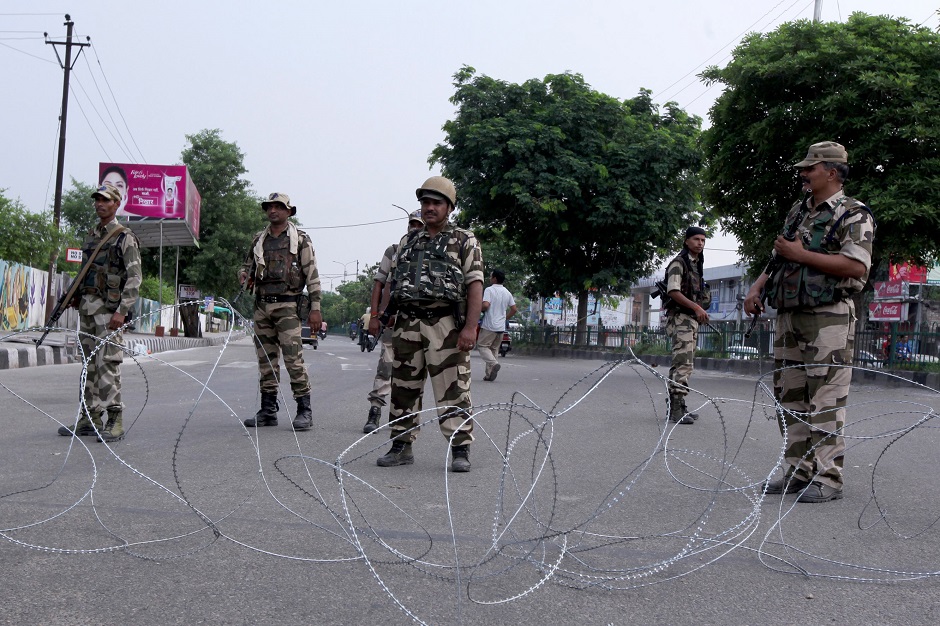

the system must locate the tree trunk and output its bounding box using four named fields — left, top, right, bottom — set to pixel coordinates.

left=576, top=289, right=589, bottom=346
left=179, top=301, right=202, bottom=338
